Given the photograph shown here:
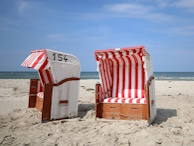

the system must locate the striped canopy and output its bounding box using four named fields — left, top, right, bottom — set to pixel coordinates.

left=21, top=49, right=49, bottom=70
left=94, top=46, right=146, bottom=99
left=21, top=49, right=53, bottom=85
